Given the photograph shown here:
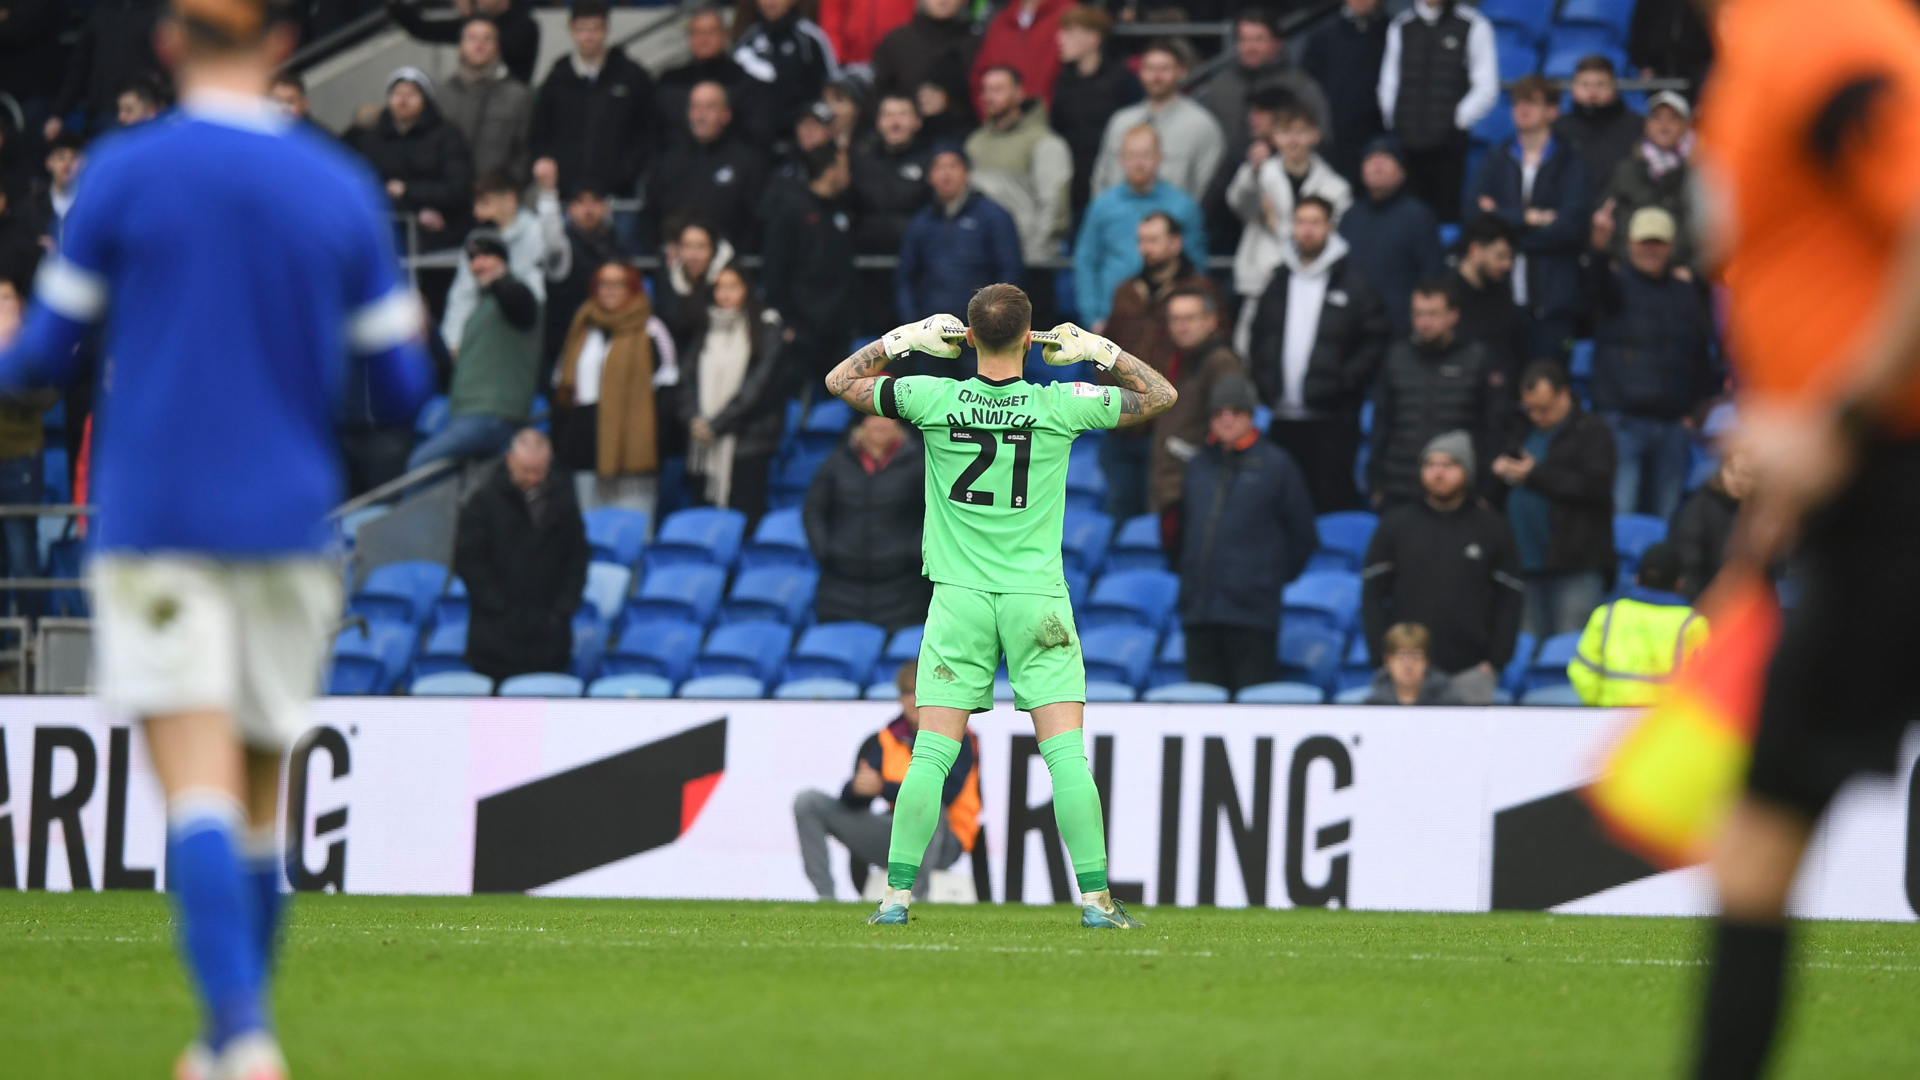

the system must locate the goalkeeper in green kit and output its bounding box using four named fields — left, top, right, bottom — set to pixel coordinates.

left=824, top=284, right=1176, bottom=928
